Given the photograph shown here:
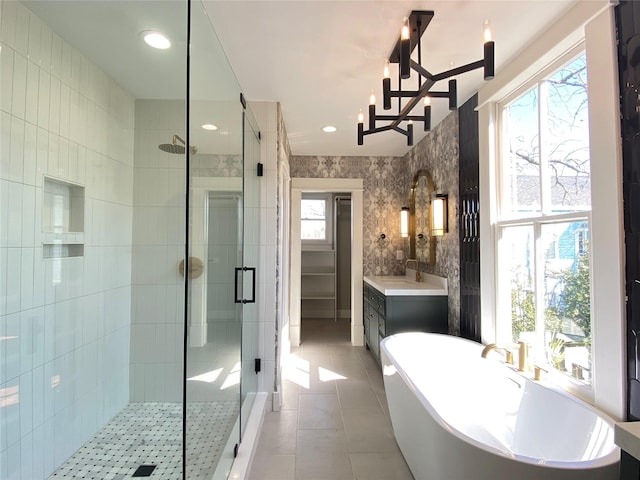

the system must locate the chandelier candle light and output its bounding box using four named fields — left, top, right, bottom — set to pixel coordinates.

left=357, top=11, right=495, bottom=146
